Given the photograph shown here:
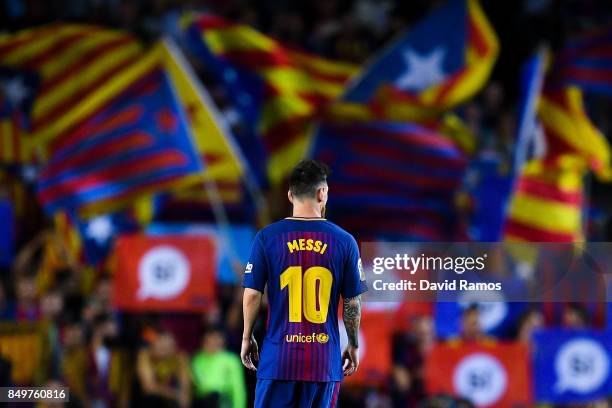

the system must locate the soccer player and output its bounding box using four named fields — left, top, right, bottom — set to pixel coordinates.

left=241, top=160, right=367, bottom=408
